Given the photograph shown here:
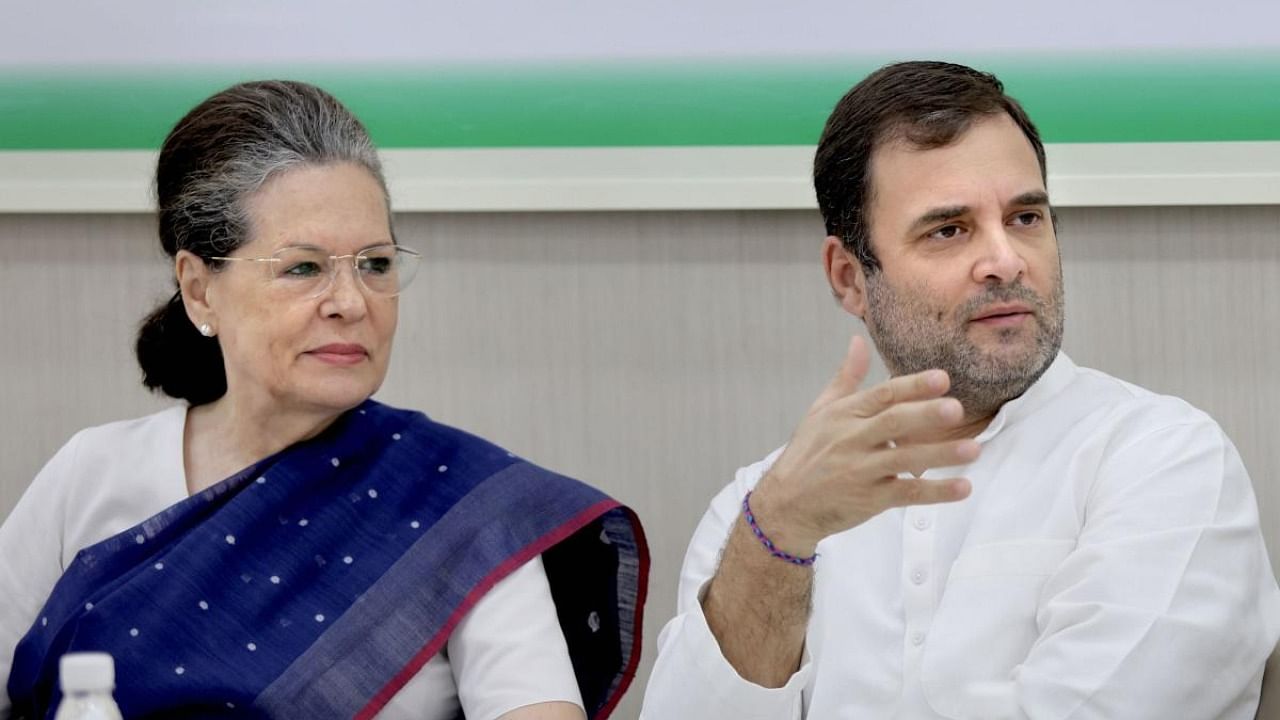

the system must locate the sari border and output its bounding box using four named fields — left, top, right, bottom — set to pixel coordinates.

left=594, top=507, right=650, bottom=720
left=353, top=497, right=634, bottom=720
